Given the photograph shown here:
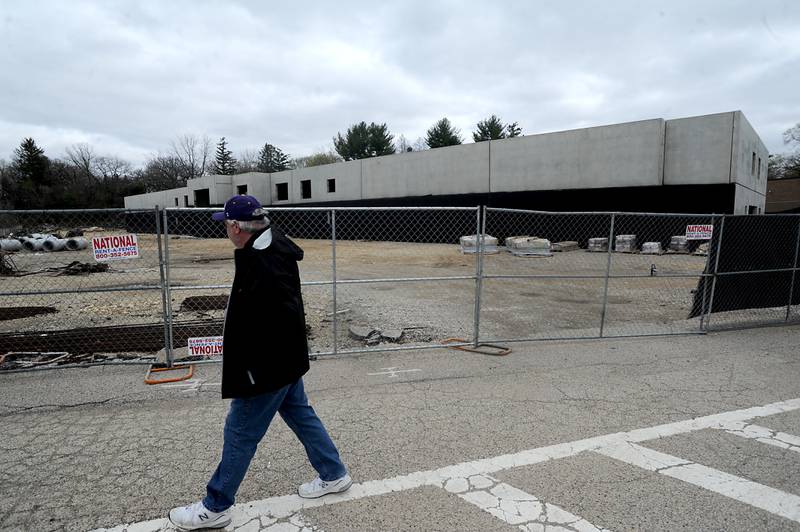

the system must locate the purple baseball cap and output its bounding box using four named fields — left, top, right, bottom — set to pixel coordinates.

left=212, top=194, right=266, bottom=221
